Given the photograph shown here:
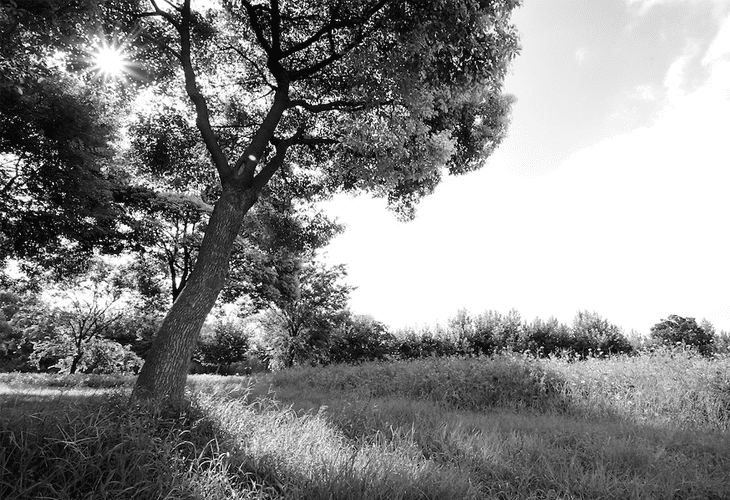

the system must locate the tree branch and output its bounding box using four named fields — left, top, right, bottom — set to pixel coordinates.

left=279, top=17, right=357, bottom=58
left=241, top=0, right=275, bottom=58
left=178, top=0, right=231, bottom=180
left=251, top=132, right=298, bottom=191
left=270, top=0, right=281, bottom=53
left=288, top=98, right=385, bottom=113
left=233, top=84, right=290, bottom=185
left=286, top=0, right=389, bottom=80
left=148, top=0, right=180, bottom=28
left=223, top=43, right=275, bottom=90
left=1, top=174, right=19, bottom=195
left=288, top=44, right=350, bottom=81
left=294, top=136, right=340, bottom=148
